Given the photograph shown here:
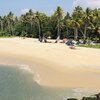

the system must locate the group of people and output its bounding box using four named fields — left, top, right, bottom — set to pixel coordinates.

left=63, top=38, right=81, bottom=49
